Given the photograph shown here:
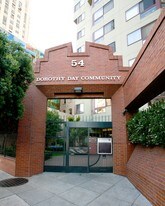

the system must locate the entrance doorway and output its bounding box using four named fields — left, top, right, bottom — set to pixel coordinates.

left=44, top=121, right=113, bottom=173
